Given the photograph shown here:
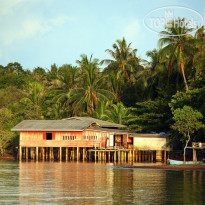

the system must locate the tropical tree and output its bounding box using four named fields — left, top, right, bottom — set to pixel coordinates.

left=171, top=106, right=204, bottom=163
left=68, top=55, right=115, bottom=115
left=103, top=102, right=129, bottom=125
left=103, top=37, right=140, bottom=85
left=159, top=18, right=196, bottom=91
